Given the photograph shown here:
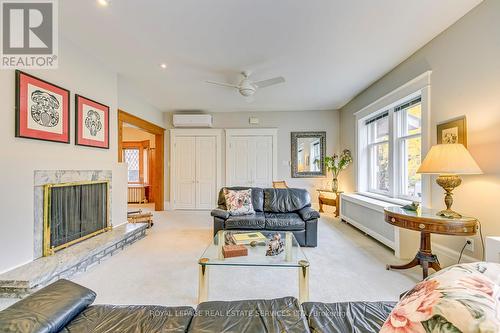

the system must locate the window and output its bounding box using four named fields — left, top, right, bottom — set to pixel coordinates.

left=361, top=96, right=422, bottom=201
left=366, top=113, right=389, bottom=193
left=124, top=148, right=140, bottom=182
left=396, top=100, right=422, bottom=199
